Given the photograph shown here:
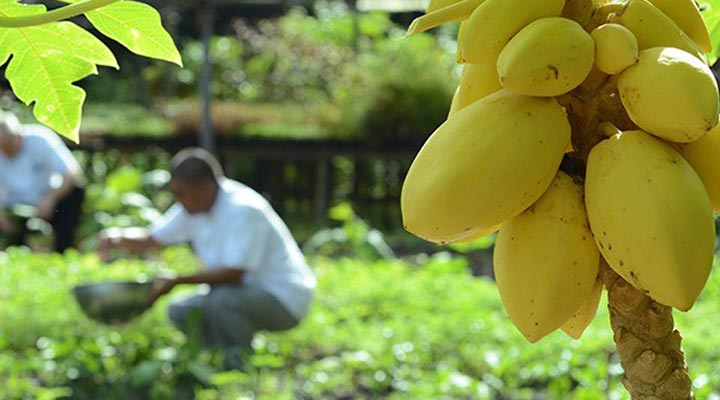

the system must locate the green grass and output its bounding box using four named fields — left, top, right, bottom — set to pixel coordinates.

left=1, top=247, right=719, bottom=399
